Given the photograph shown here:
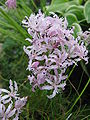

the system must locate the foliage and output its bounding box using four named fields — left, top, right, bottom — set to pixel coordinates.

left=84, top=0, right=90, bottom=23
